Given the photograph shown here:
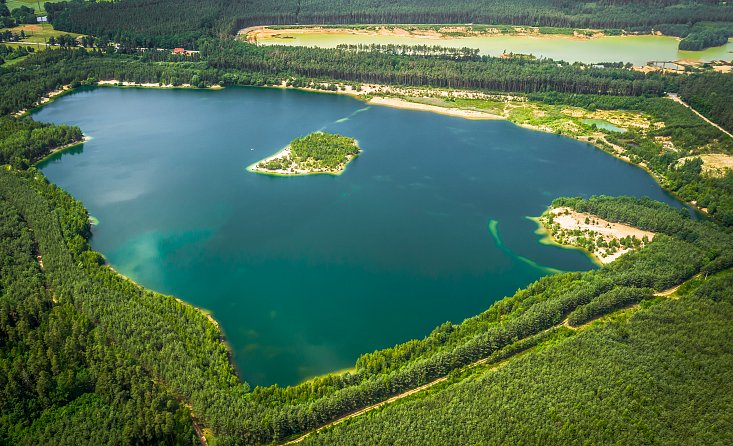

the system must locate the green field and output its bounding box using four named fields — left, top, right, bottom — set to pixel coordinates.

left=1, top=24, right=82, bottom=43
left=5, top=0, right=64, bottom=14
